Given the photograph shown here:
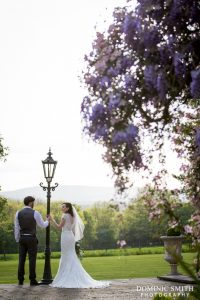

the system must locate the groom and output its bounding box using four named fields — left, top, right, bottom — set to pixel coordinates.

left=14, top=196, right=49, bottom=286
